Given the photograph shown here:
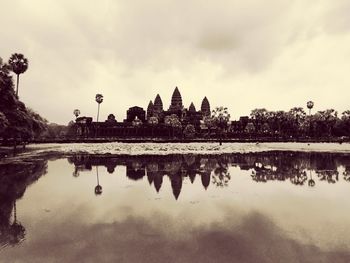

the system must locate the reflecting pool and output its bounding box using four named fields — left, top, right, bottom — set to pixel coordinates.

left=1, top=152, right=350, bottom=262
